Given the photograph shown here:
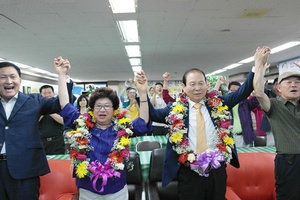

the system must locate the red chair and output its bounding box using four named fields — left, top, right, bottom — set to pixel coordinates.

left=39, top=160, right=77, bottom=200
